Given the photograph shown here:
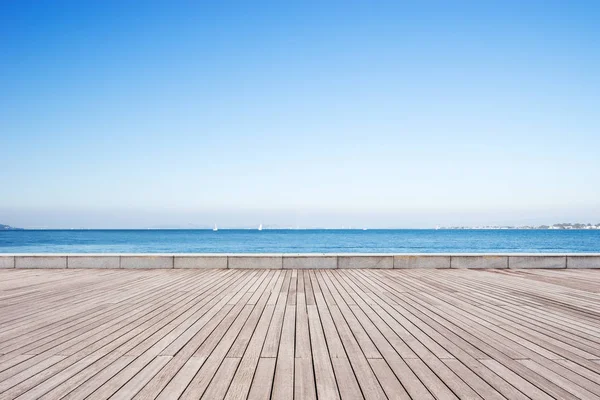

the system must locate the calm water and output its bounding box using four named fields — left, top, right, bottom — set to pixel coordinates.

left=1, top=229, right=599, bottom=253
